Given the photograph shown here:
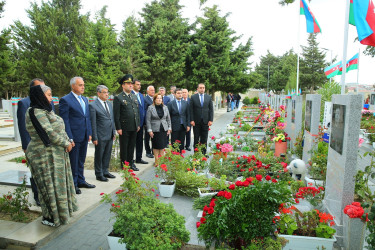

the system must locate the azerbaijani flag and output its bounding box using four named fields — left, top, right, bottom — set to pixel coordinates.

left=349, top=0, right=375, bottom=46
left=338, top=53, right=359, bottom=74
left=324, top=61, right=342, bottom=79
left=300, top=0, right=322, bottom=33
